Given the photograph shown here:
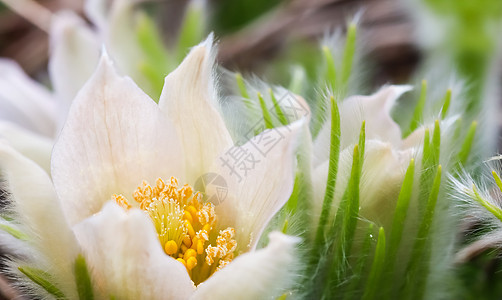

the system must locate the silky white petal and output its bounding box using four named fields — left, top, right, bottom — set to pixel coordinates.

left=212, top=120, right=303, bottom=251
left=191, top=232, right=299, bottom=300
left=159, top=37, right=233, bottom=183
left=0, top=59, right=57, bottom=137
left=49, top=11, right=100, bottom=121
left=73, top=202, right=194, bottom=299
left=0, top=122, right=53, bottom=173
left=0, top=142, right=79, bottom=297
left=52, top=53, right=184, bottom=225
left=313, top=85, right=412, bottom=166
left=312, top=140, right=415, bottom=229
